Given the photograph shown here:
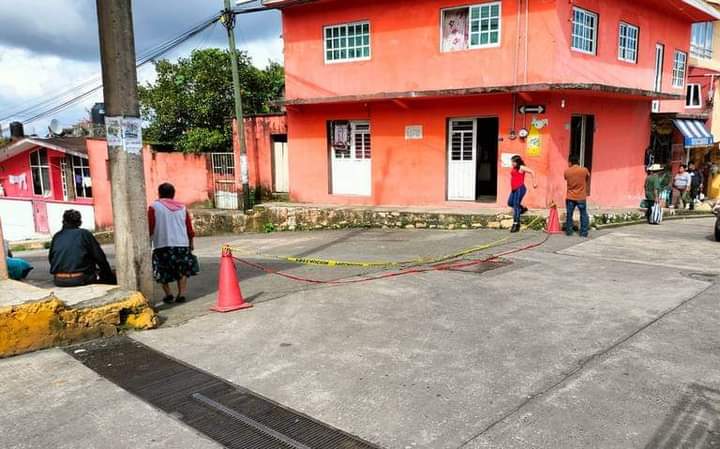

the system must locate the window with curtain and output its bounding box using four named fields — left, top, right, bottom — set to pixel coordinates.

left=72, top=155, right=92, bottom=198
left=691, top=22, right=713, bottom=59
left=442, top=2, right=501, bottom=52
